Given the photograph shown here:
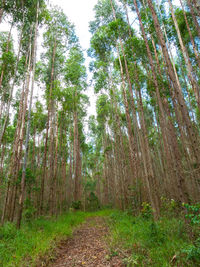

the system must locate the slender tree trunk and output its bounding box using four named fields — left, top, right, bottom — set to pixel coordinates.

left=0, top=142, right=5, bottom=174
left=0, top=20, right=24, bottom=144
left=168, top=0, right=200, bottom=110
left=0, top=0, right=5, bottom=23
left=146, top=0, right=200, bottom=164
left=68, top=128, right=73, bottom=204
left=0, top=22, right=13, bottom=94
left=1, top=181, right=10, bottom=225
left=1, top=29, right=32, bottom=224
left=110, top=0, right=139, bottom=187
left=73, top=107, right=81, bottom=202
left=39, top=38, right=57, bottom=215
left=17, top=3, right=39, bottom=228
left=50, top=109, right=58, bottom=215
left=187, top=0, right=200, bottom=37
left=139, top=0, right=190, bottom=203
left=8, top=28, right=33, bottom=223
left=179, top=0, right=200, bottom=69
